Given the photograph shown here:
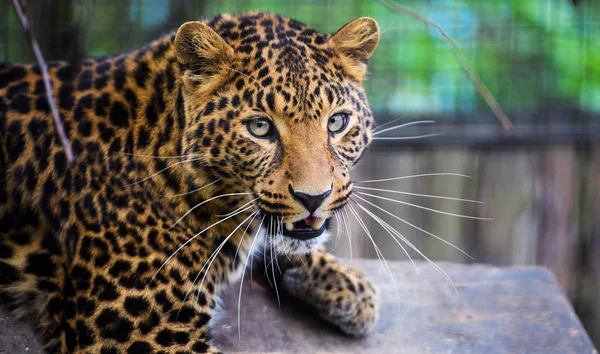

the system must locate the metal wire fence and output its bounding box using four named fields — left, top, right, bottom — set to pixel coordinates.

left=1, top=0, right=598, bottom=142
